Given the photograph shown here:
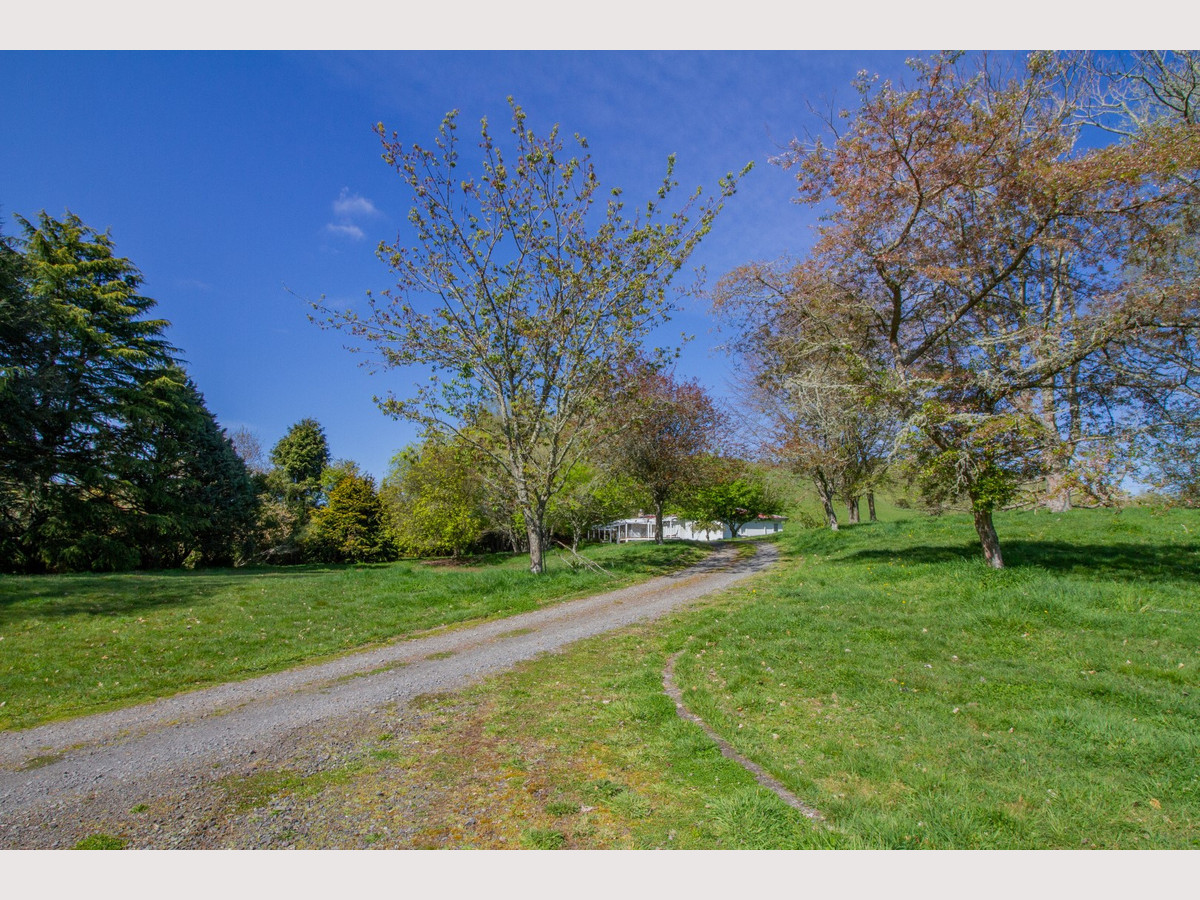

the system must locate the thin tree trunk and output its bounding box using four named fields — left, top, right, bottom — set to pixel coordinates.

left=867, top=492, right=877, bottom=522
left=654, top=499, right=665, bottom=545
left=972, top=507, right=1005, bottom=569
left=1045, top=471, right=1072, bottom=512
left=526, top=519, right=546, bottom=575
left=1039, top=261, right=1078, bottom=514
left=847, top=497, right=860, bottom=524
left=814, top=471, right=839, bottom=531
